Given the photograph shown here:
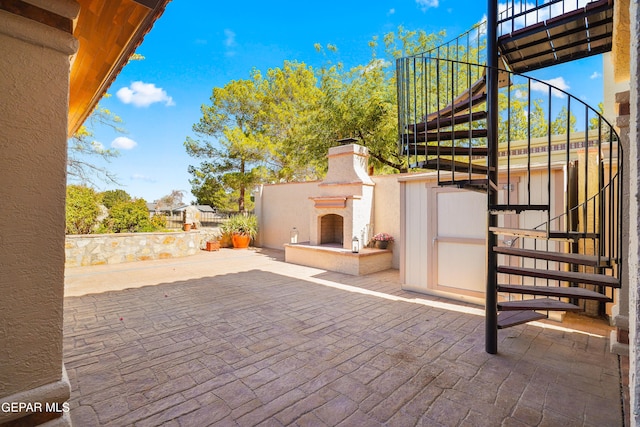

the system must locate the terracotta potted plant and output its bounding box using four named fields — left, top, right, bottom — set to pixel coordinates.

left=221, top=214, right=258, bottom=249
left=205, top=240, right=221, bottom=251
